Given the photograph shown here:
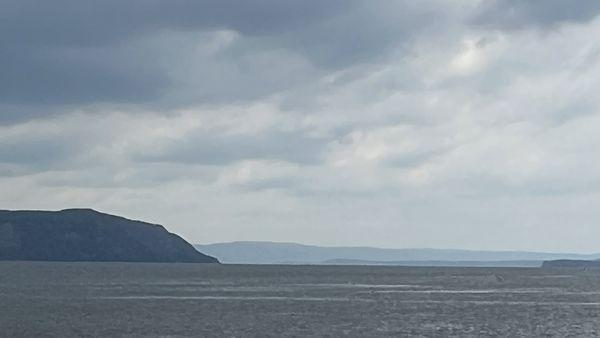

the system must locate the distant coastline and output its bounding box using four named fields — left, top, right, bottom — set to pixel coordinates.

left=196, top=241, right=599, bottom=267
left=542, top=260, right=600, bottom=268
